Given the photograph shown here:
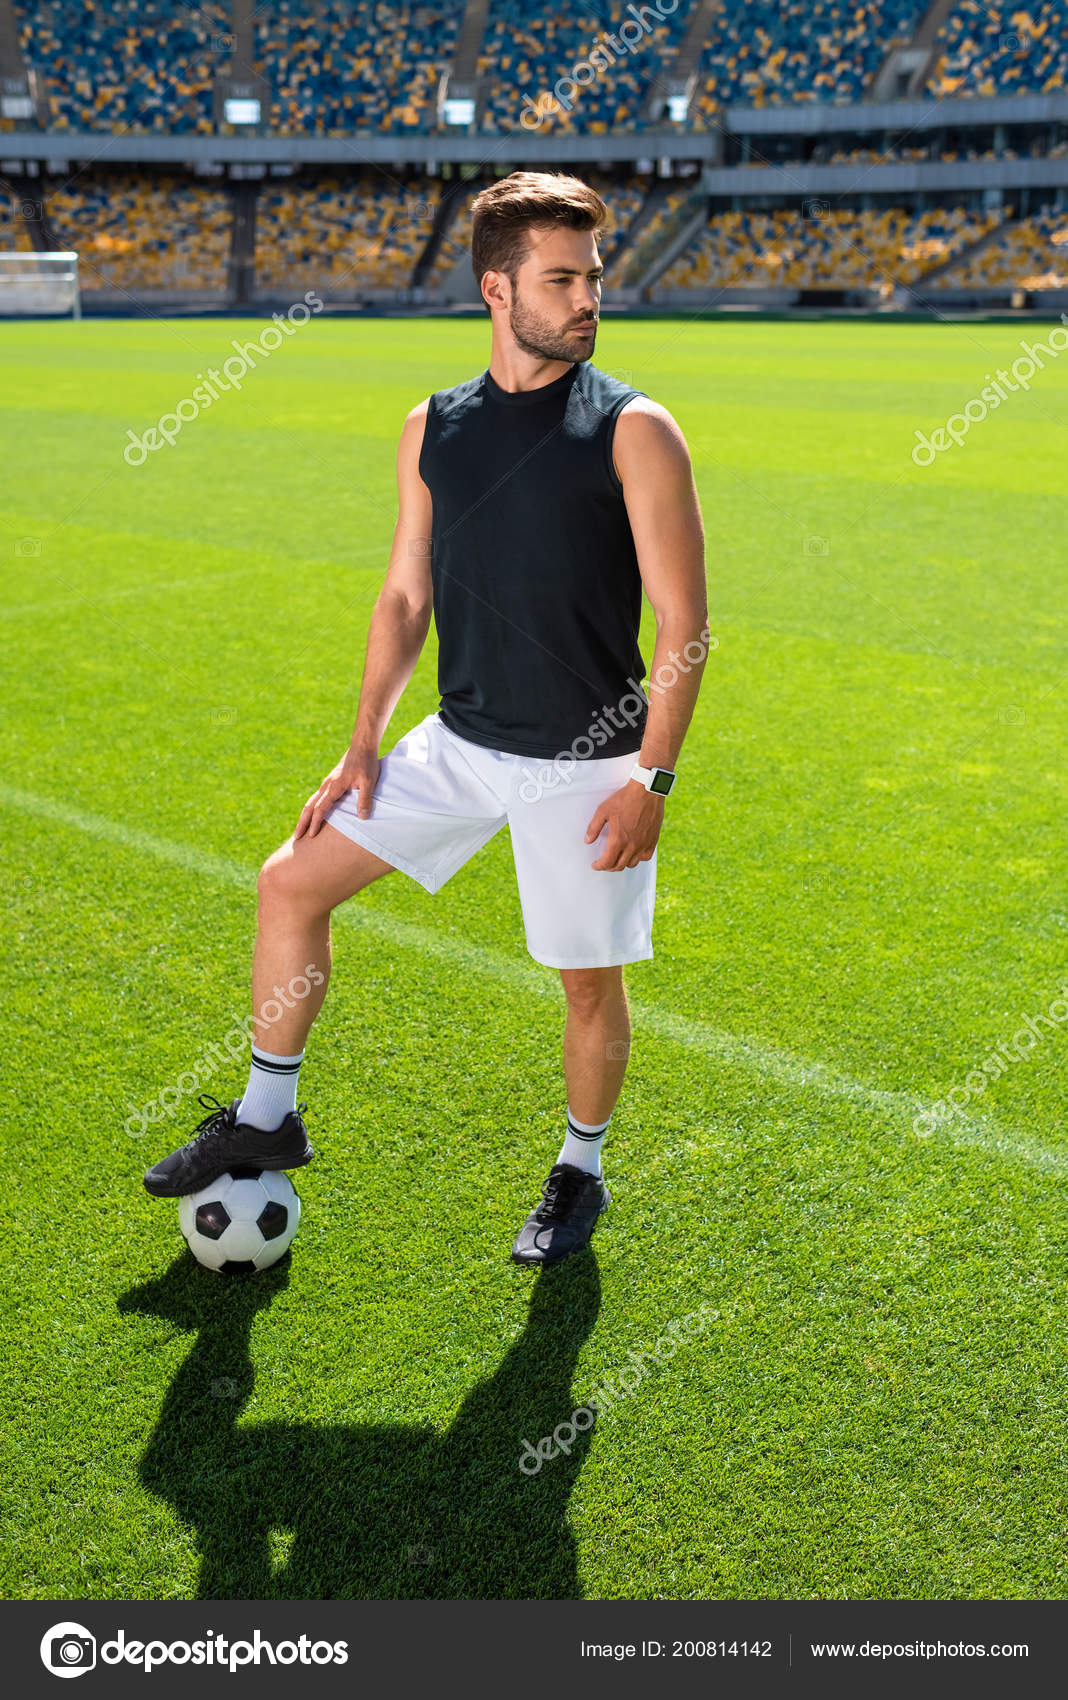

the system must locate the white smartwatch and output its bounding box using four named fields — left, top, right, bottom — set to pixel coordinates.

left=630, top=762, right=676, bottom=797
